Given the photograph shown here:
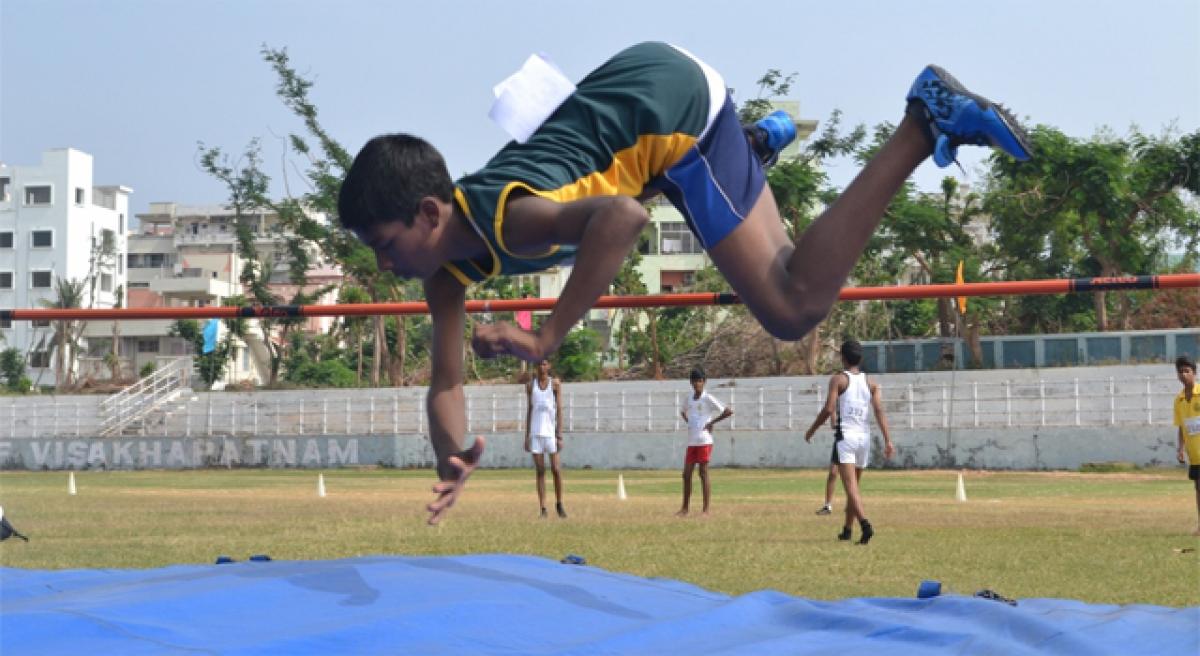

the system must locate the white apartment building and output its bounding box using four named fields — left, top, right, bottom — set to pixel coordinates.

left=0, top=148, right=130, bottom=386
